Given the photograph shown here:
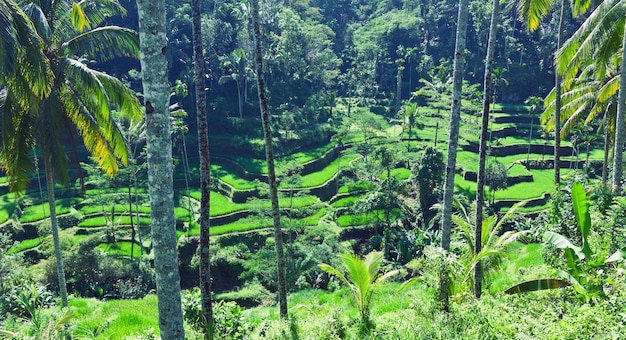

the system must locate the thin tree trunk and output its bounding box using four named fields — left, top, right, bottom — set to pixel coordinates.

left=554, top=0, right=566, bottom=187
left=44, top=161, right=68, bottom=308
left=612, top=27, right=626, bottom=193
left=191, top=0, right=213, bottom=335
left=475, top=0, right=500, bottom=299
left=251, top=0, right=288, bottom=319
left=440, top=0, right=470, bottom=312
left=128, top=180, right=135, bottom=259
left=136, top=0, right=185, bottom=338
left=603, top=116, right=610, bottom=186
